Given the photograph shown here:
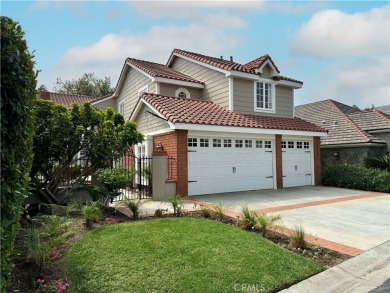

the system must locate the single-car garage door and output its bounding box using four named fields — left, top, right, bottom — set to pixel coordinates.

left=282, top=140, right=312, bottom=188
left=188, top=137, right=274, bottom=196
